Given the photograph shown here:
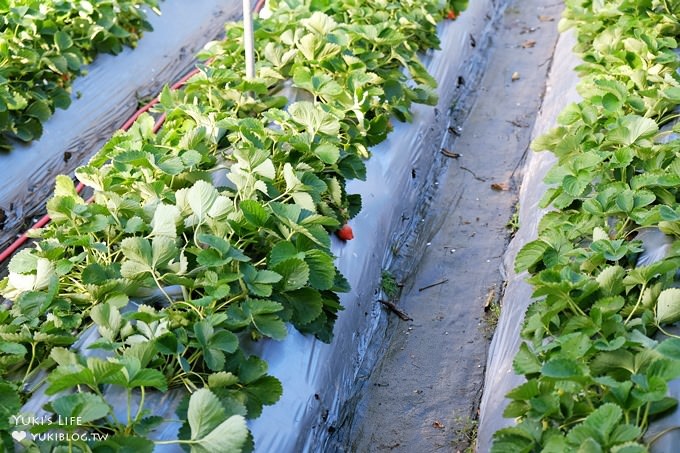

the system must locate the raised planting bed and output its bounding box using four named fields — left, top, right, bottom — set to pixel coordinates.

left=480, top=1, right=680, bottom=451
left=0, top=0, right=488, bottom=451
